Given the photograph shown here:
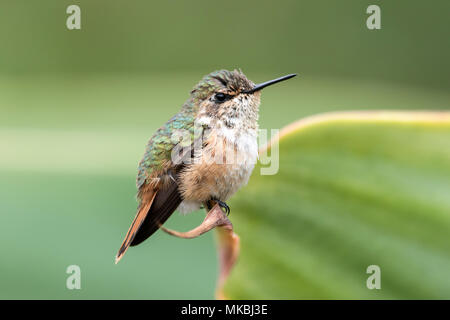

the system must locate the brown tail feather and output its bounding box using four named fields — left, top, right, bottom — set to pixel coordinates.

left=130, top=179, right=182, bottom=246
left=115, top=192, right=156, bottom=264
